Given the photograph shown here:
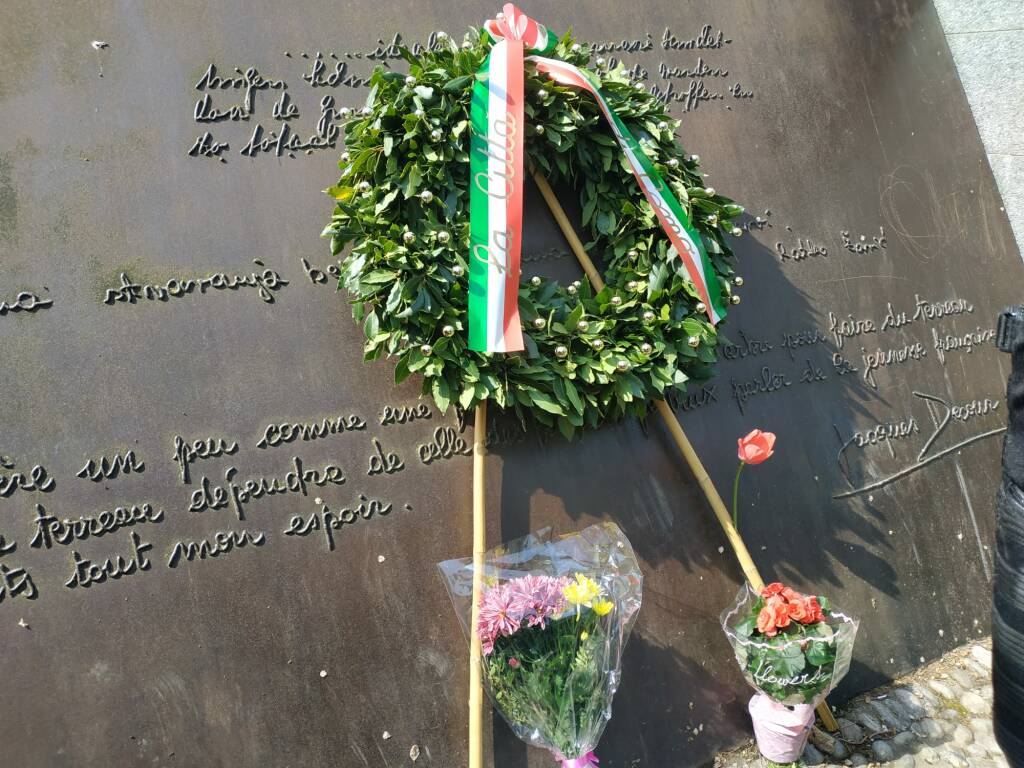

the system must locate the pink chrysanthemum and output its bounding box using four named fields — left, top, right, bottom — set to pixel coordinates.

left=505, top=577, right=539, bottom=617
left=538, top=576, right=570, bottom=612
left=477, top=584, right=521, bottom=654
left=476, top=575, right=574, bottom=654
left=506, top=575, right=569, bottom=629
